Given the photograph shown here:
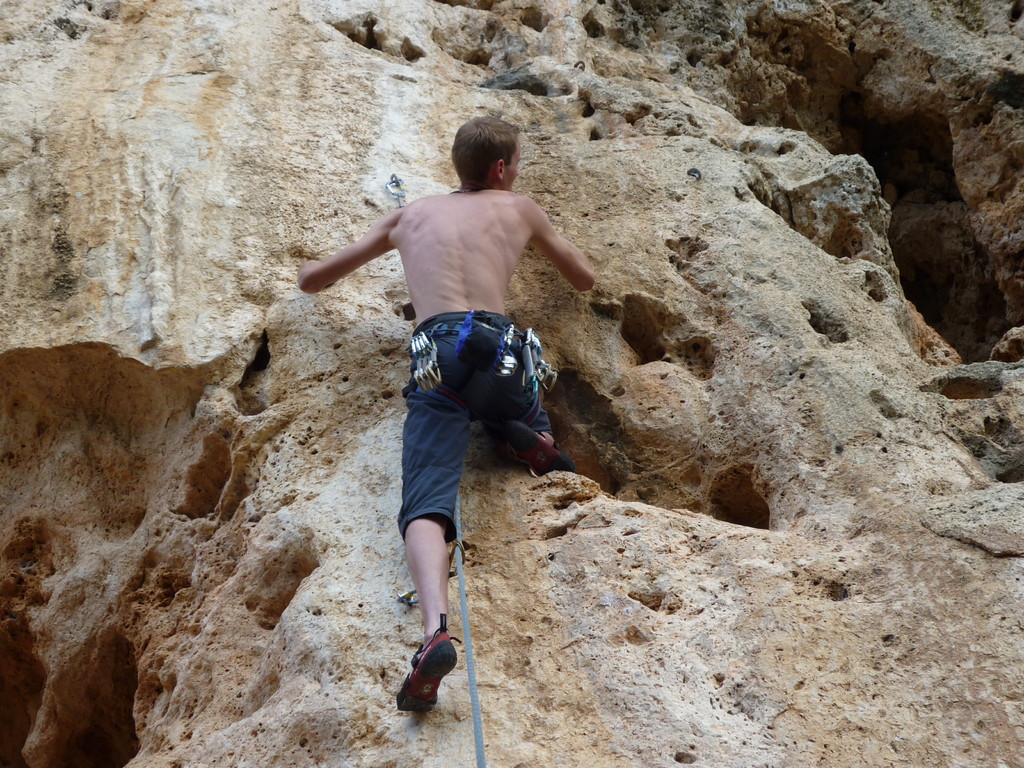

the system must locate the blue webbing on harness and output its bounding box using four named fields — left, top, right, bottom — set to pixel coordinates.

left=454, top=310, right=477, bottom=360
